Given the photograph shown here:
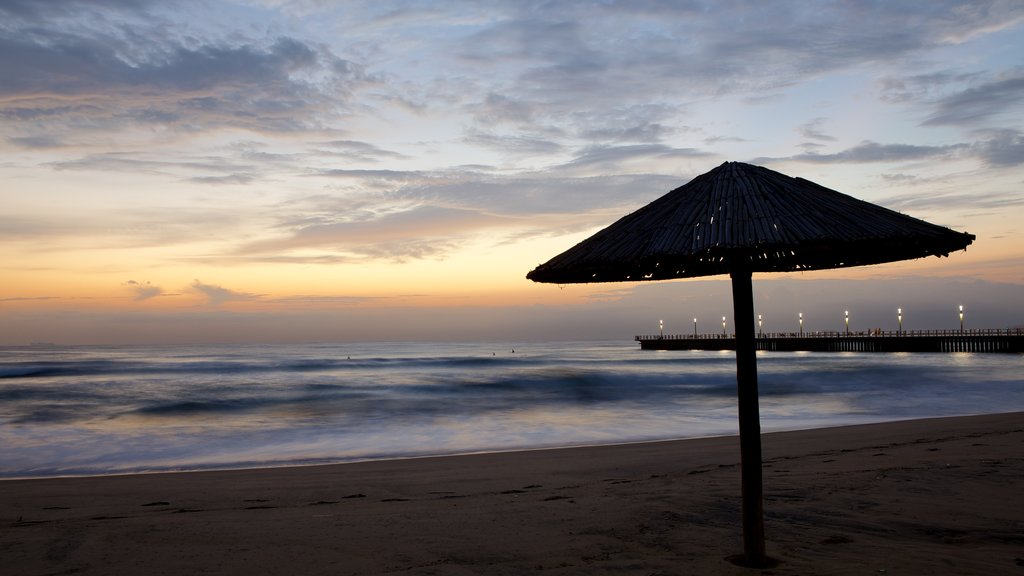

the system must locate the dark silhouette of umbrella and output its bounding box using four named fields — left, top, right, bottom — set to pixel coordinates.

left=526, top=161, right=975, bottom=567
